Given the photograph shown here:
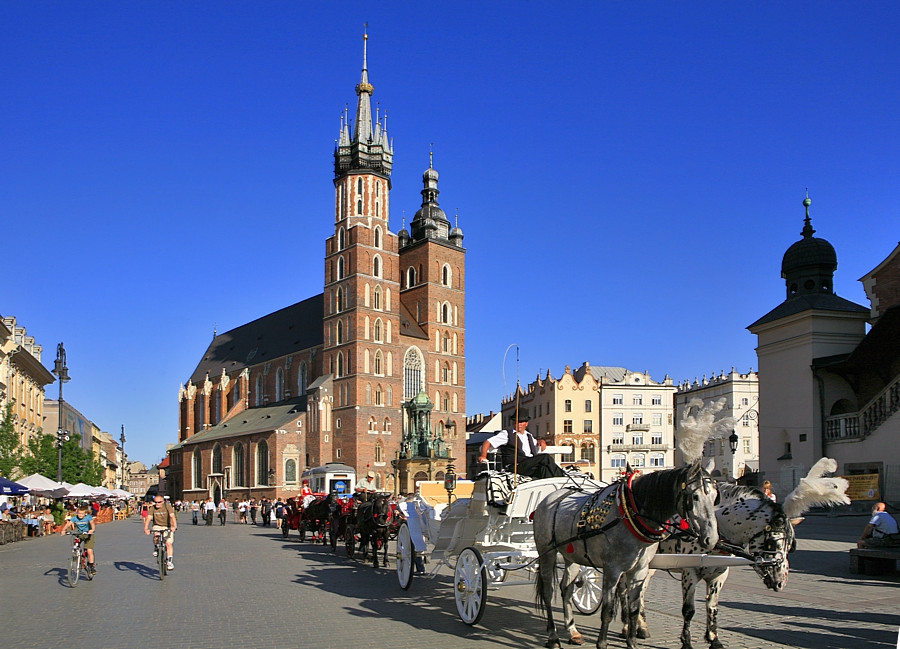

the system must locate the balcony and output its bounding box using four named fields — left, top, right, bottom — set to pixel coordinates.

left=825, top=414, right=860, bottom=441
